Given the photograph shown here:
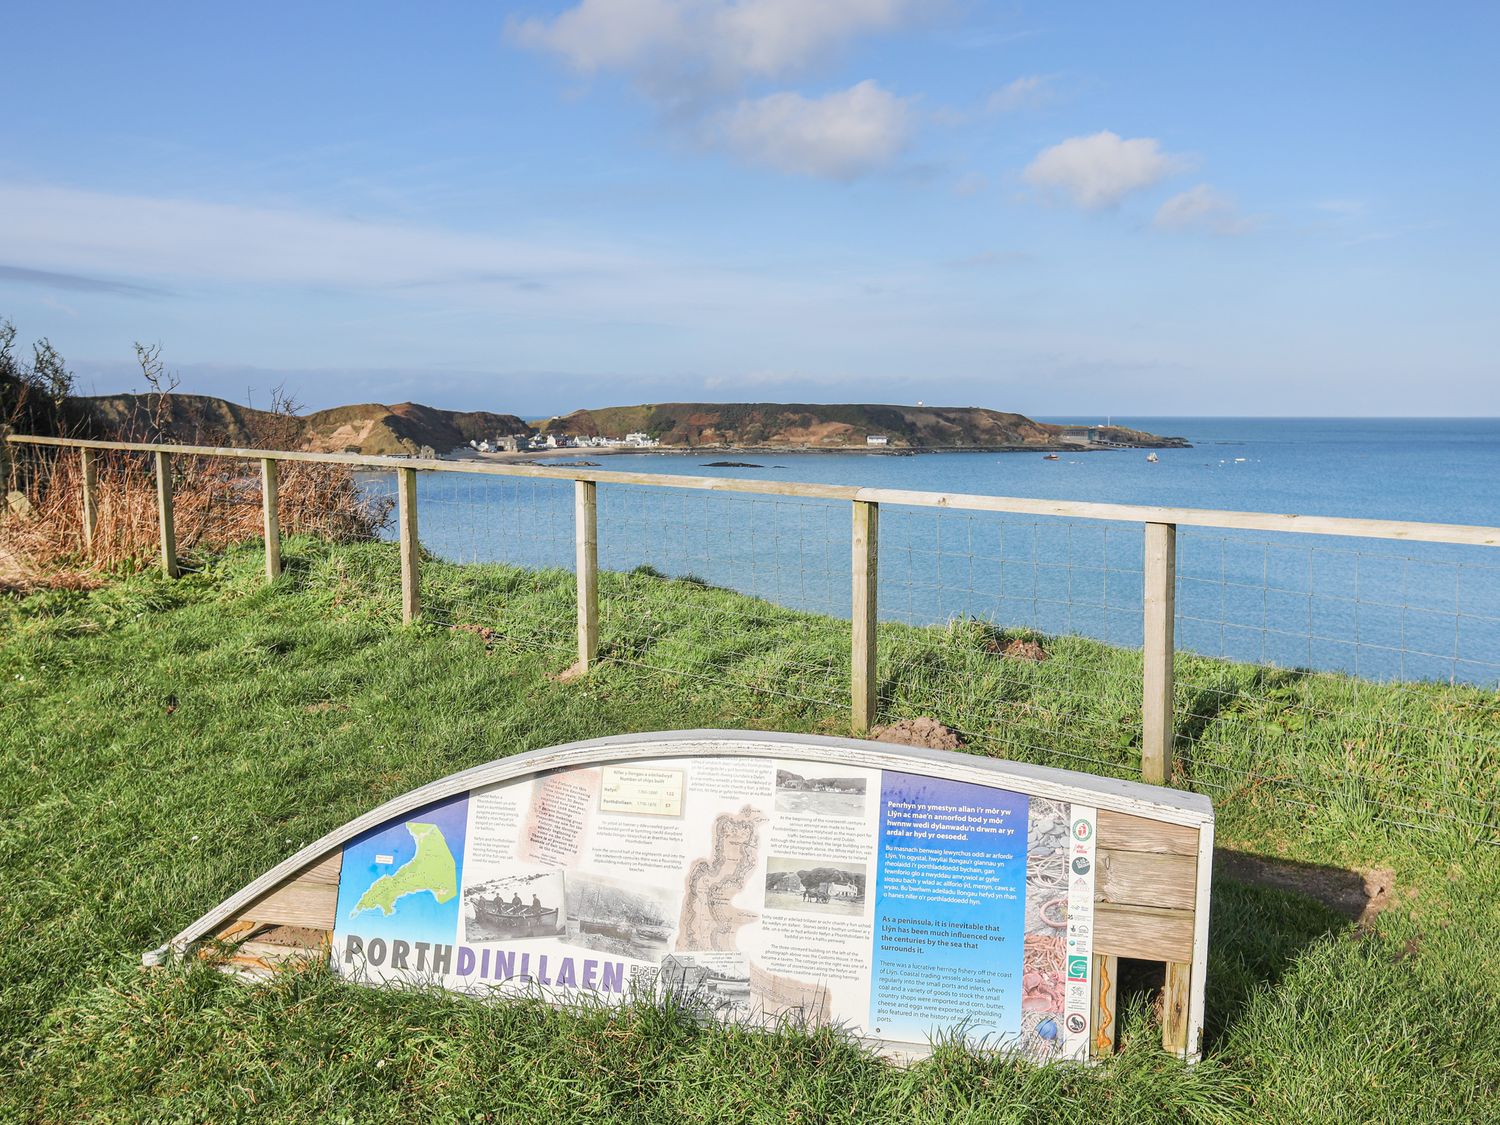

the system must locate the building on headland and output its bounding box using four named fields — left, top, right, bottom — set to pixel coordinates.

left=1060, top=426, right=1098, bottom=446
left=866, top=434, right=889, bottom=446
left=469, top=434, right=530, bottom=453
left=517, top=430, right=660, bottom=451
